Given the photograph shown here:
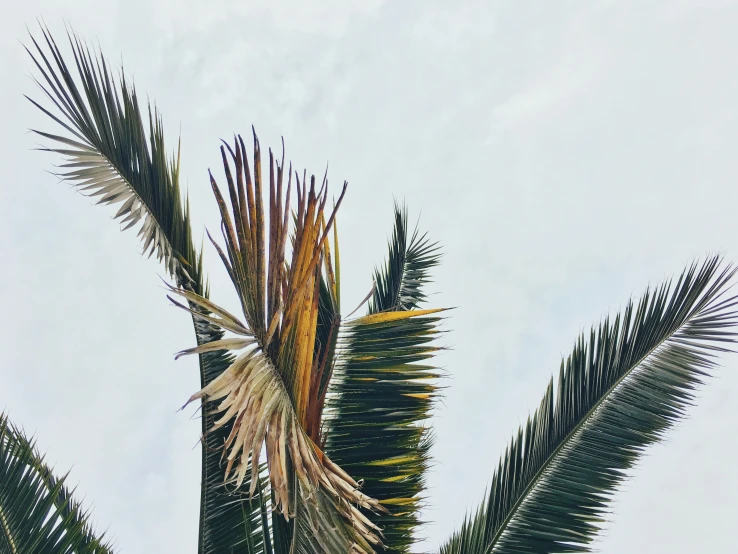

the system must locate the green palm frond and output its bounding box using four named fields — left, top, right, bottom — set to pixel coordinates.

left=195, top=318, right=271, bottom=554
left=440, top=256, right=738, bottom=554
left=25, top=28, right=263, bottom=554
left=370, top=202, right=441, bottom=313
left=25, top=25, right=200, bottom=288
left=324, top=205, right=443, bottom=553
left=0, top=413, right=113, bottom=554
